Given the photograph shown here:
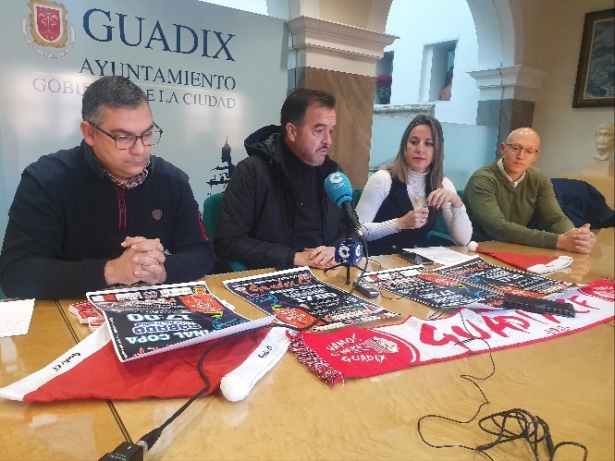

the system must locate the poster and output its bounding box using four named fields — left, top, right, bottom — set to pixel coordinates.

left=362, top=257, right=573, bottom=310
left=87, top=281, right=273, bottom=362
left=433, top=256, right=572, bottom=296
left=223, top=267, right=399, bottom=331
left=362, top=265, right=507, bottom=309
